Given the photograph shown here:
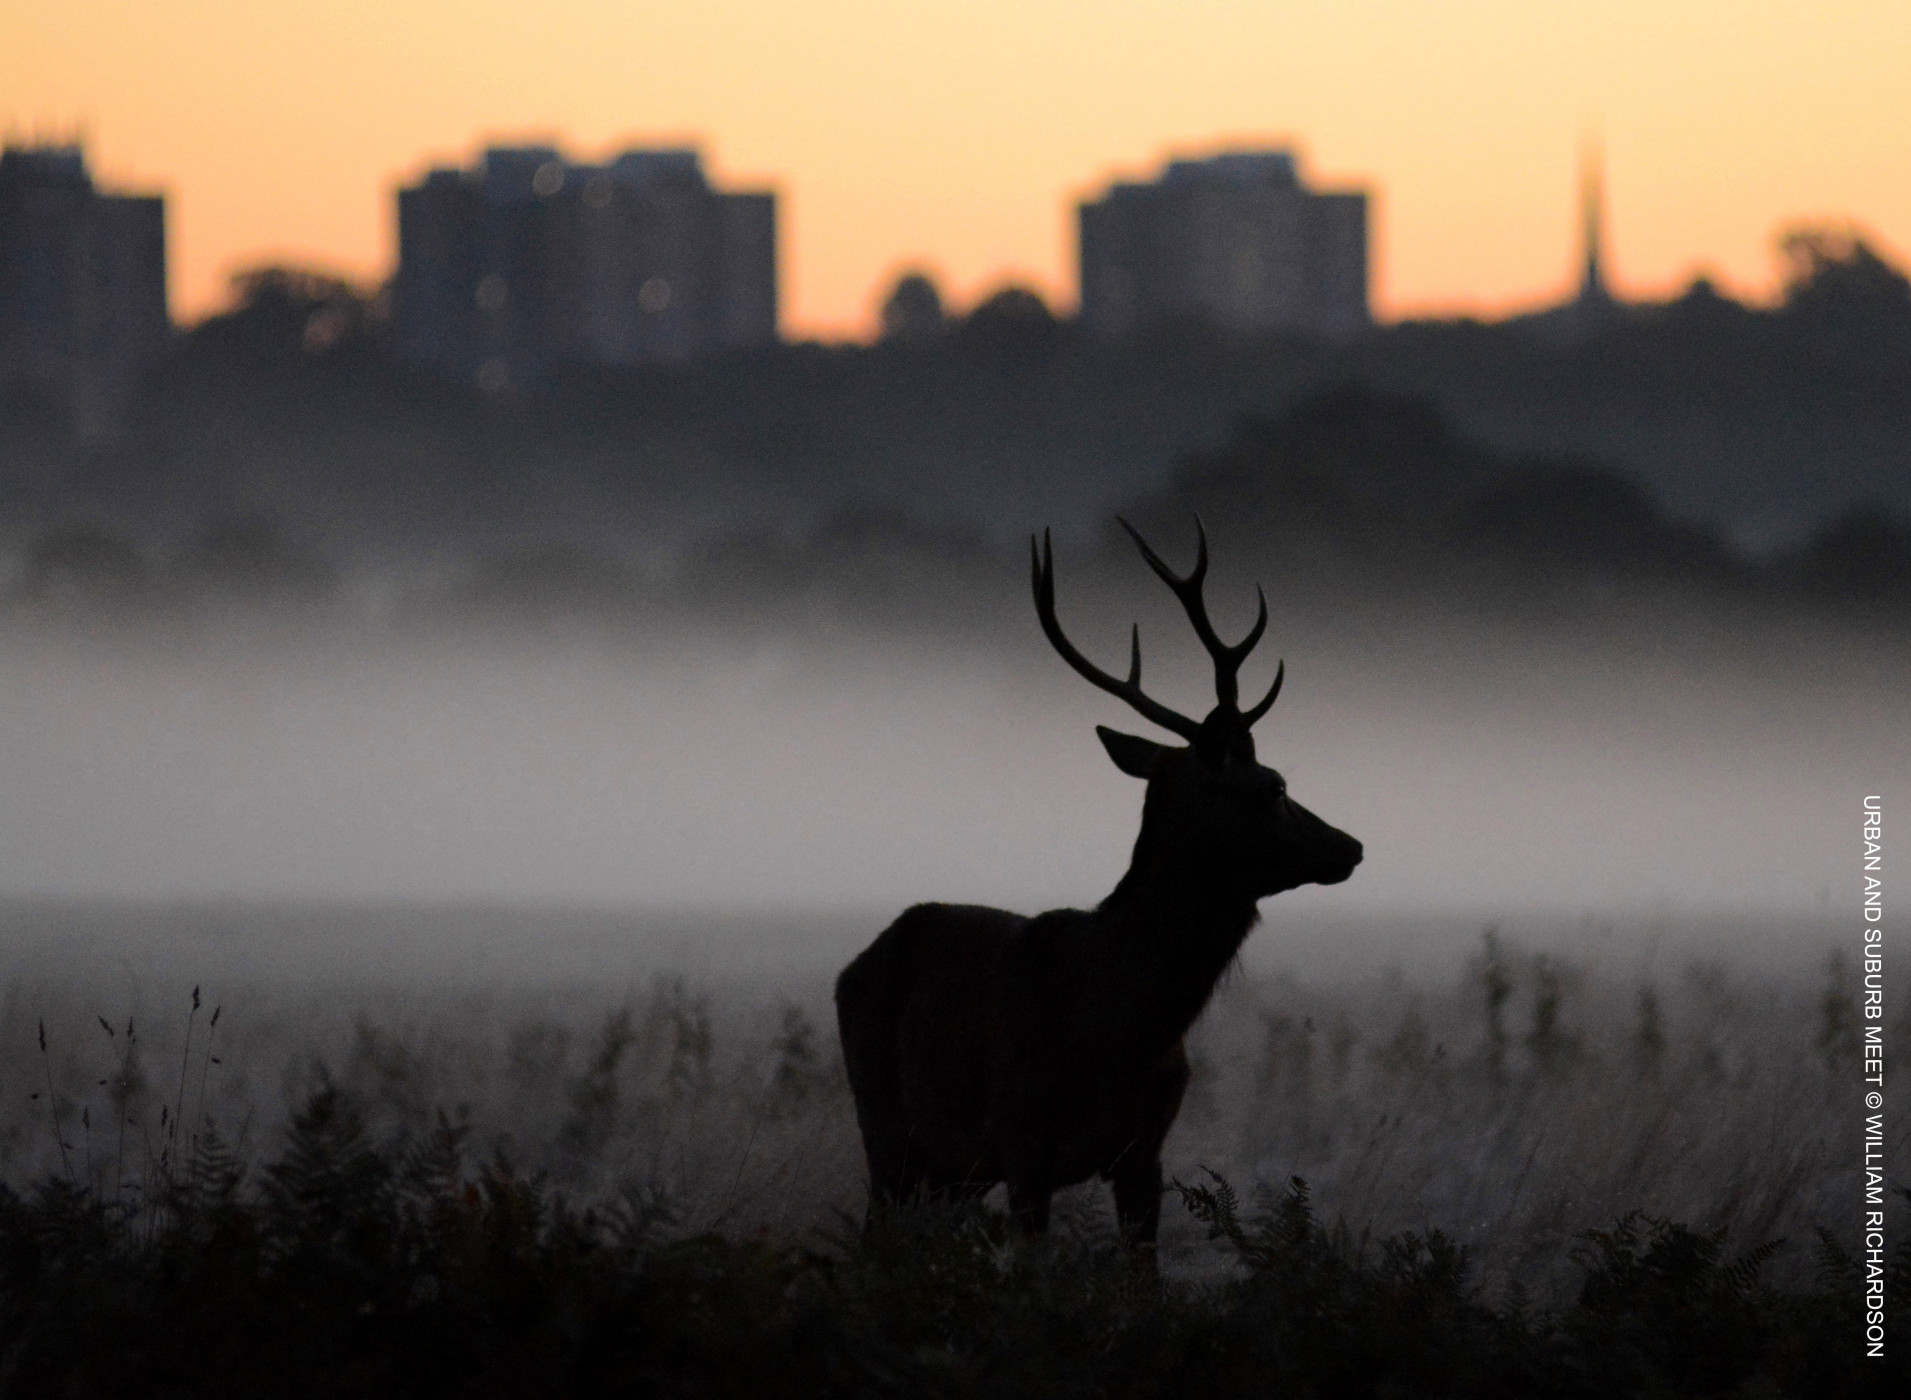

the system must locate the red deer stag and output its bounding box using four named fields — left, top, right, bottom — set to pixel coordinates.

left=834, top=520, right=1363, bottom=1251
